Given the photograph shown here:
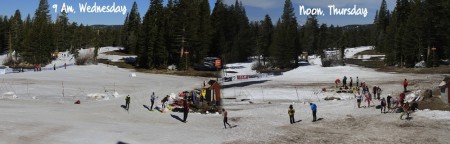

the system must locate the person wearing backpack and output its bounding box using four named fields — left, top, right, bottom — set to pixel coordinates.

left=380, top=97, right=387, bottom=113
